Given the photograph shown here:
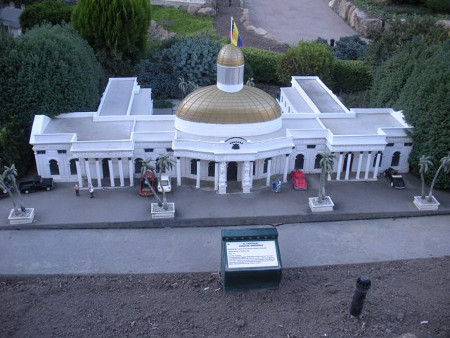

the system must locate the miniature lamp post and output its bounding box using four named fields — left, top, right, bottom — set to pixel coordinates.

left=350, top=276, right=371, bottom=318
